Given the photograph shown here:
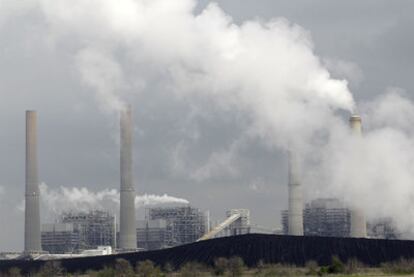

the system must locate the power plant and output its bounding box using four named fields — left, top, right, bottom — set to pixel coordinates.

left=119, top=106, right=137, bottom=250
left=24, top=111, right=42, bottom=253
left=11, top=108, right=394, bottom=261
left=349, top=114, right=367, bottom=238
left=287, top=151, right=304, bottom=236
